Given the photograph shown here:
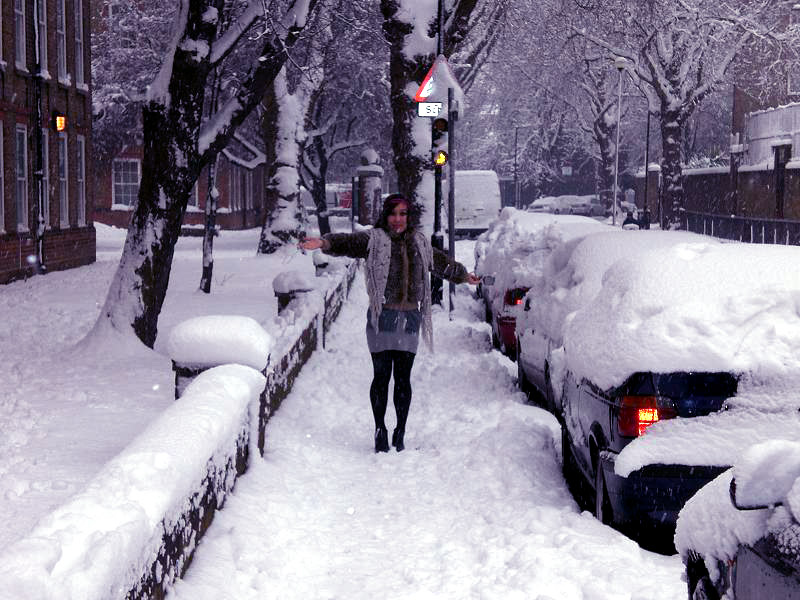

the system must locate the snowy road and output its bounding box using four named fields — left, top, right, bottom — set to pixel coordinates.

left=167, top=253, right=687, bottom=600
